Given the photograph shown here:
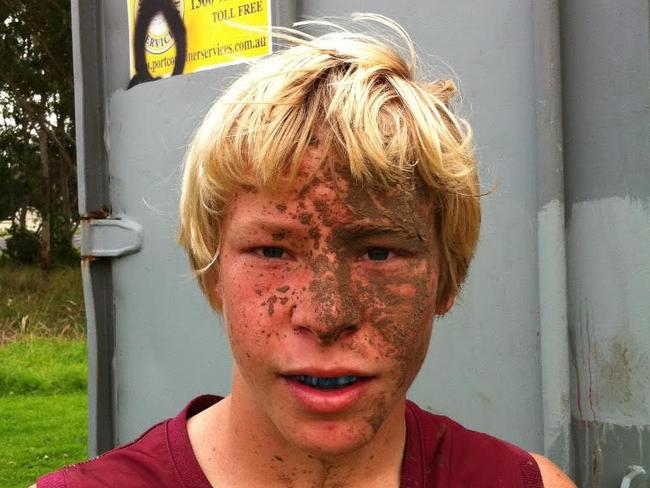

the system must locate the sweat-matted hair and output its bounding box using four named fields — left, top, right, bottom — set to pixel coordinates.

left=178, top=14, right=481, bottom=310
